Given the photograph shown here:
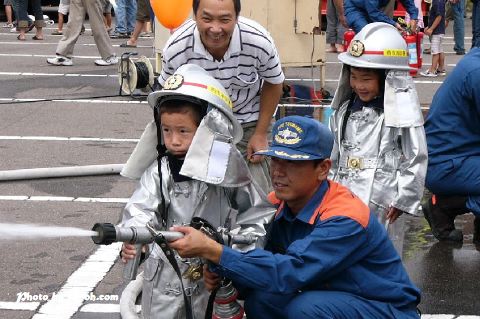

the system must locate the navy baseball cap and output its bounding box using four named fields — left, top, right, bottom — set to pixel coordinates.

left=255, top=116, right=334, bottom=160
